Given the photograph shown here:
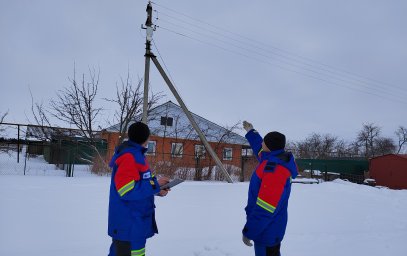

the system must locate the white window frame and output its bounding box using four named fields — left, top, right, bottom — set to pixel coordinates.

left=242, top=148, right=253, bottom=157
left=171, top=142, right=184, bottom=158
left=146, top=141, right=156, bottom=156
left=194, top=144, right=206, bottom=159
left=223, top=148, right=233, bottom=161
